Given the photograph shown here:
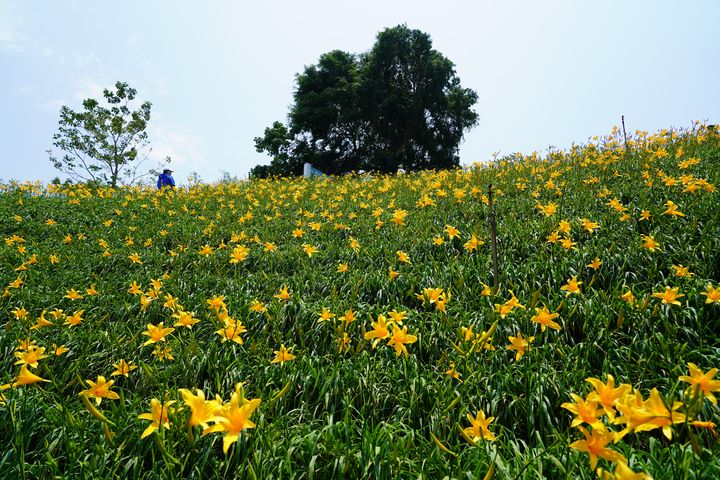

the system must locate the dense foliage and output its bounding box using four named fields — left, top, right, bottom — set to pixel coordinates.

left=251, top=25, right=478, bottom=178
left=2, top=122, right=719, bottom=479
